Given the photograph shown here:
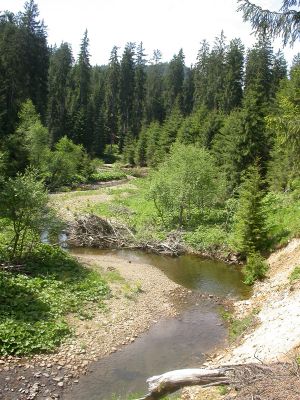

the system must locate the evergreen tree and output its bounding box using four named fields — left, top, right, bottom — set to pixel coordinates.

left=19, top=0, right=49, bottom=120
left=0, top=12, right=23, bottom=138
left=135, top=127, right=148, bottom=166
left=47, top=42, right=73, bottom=144
left=104, top=46, right=120, bottom=150
left=69, top=30, right=91, bottom=149
left=244, top=36, right=274, bottom=103
left=182, top=66, right=195, bottom=115
left=238, top=0, right=300, bottom=46
left=194, top=40, right=210, bottom=109
left=145, top=50, right=165, bottom=123
left=164, top=49, right=185, bottom=114
left=223, top=38, right=244, bottom=113
left=145, top=121, right=162, bottom=167
left=119, top=42, right=136, bottom=150
left=206, top=31, right=227, bottom=110
left=270, top=50, right=288, bottom=98
left=159, top=106, right=183, bottom=156
left=133, top=42, right=147, bottom=136
left=233, top=163, right=268, bottom=256
left=87, top=66, right=106, bottom=156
